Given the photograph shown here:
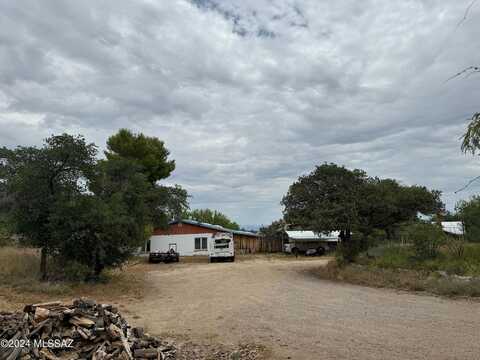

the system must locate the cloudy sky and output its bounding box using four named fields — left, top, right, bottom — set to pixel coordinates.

left=1, top=1, right=480, bottom=227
